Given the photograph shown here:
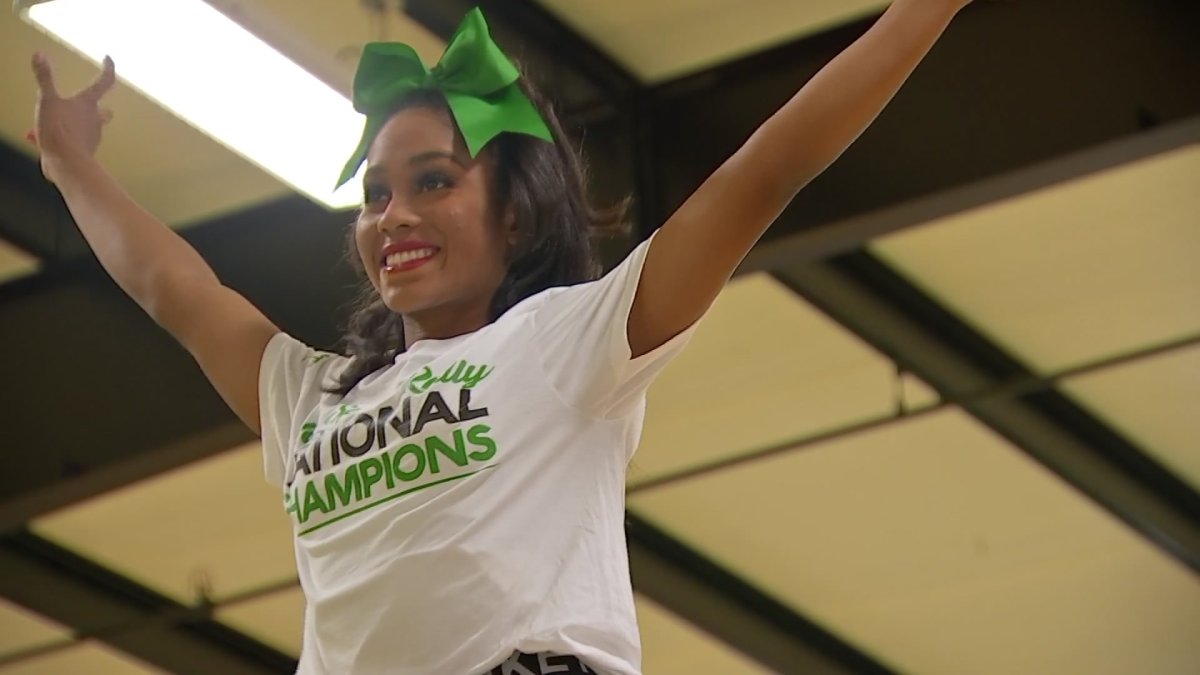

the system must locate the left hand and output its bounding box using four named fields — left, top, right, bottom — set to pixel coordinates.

left=28, top=52, right=117, bottom=183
